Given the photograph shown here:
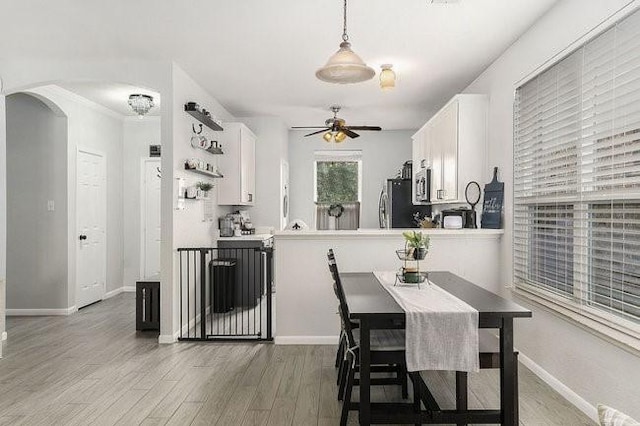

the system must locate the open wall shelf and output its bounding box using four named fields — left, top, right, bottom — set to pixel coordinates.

left=185, top=104, right=224, bottom=131
left=184, top=164, right=224, bottom=178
